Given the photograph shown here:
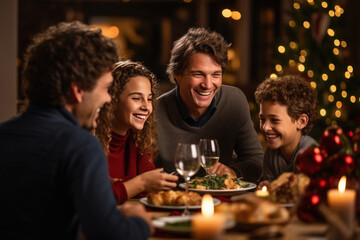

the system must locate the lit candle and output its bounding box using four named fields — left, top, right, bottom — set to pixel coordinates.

left=192, top=194, right=225, bottom=240
left=255, top=186, right=270, bottom=198
left=327, top=176, right=356, bottom=233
